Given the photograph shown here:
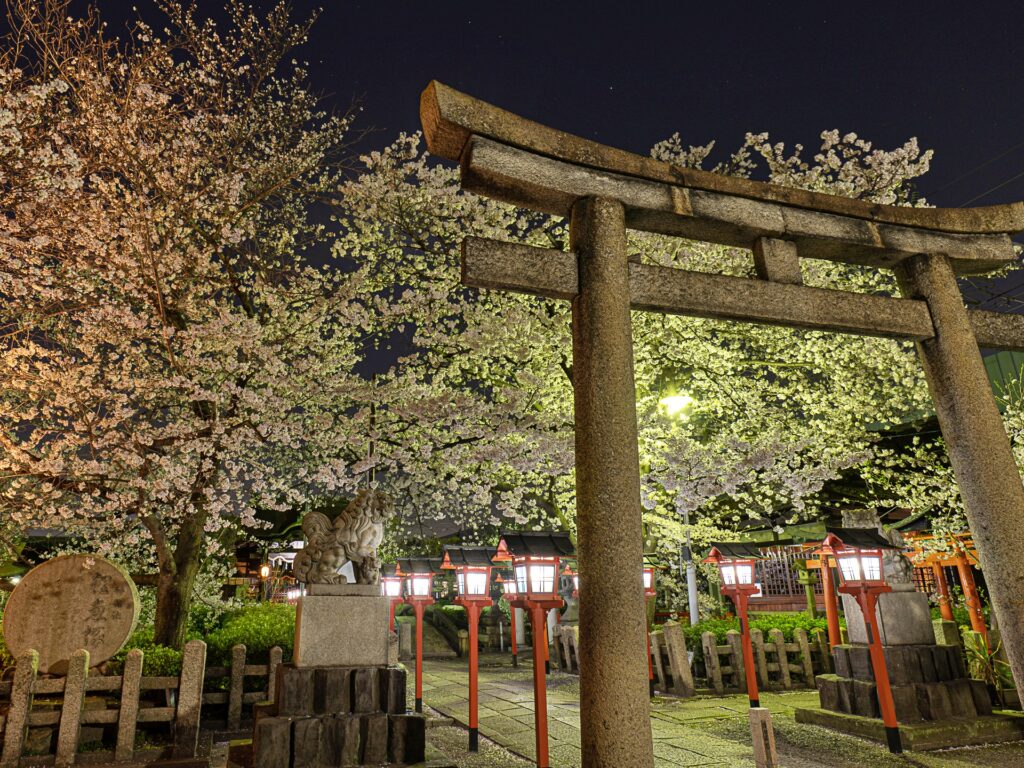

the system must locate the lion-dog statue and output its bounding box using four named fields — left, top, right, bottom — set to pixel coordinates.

left=293, top=489, right=393, bottom=585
